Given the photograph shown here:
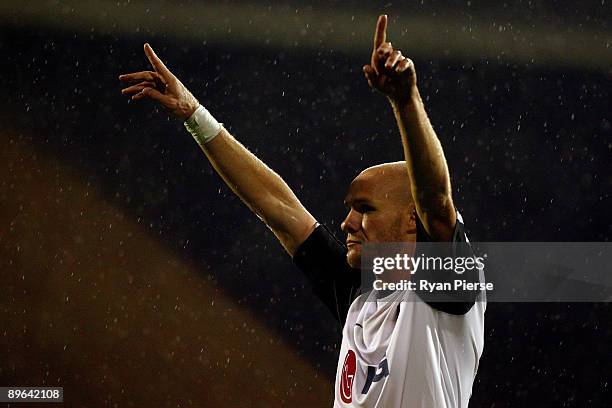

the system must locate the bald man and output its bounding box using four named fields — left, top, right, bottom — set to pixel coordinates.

left=121, top=14, right=485, bottom=408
